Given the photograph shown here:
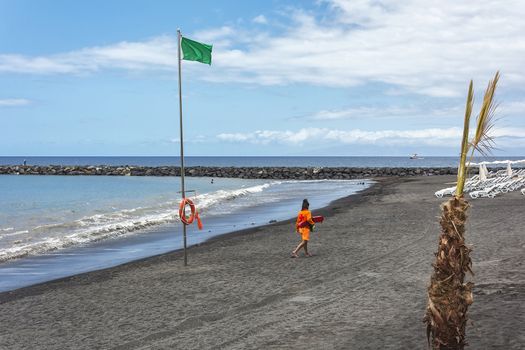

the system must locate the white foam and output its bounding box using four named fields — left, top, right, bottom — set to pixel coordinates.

left=0, top=181, right=279, bottom=263
left=0, top=179, right=368, bottom=263
left=3, top=230, right=29, bottom=237
left=194, top=182, right=275, bottom=210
